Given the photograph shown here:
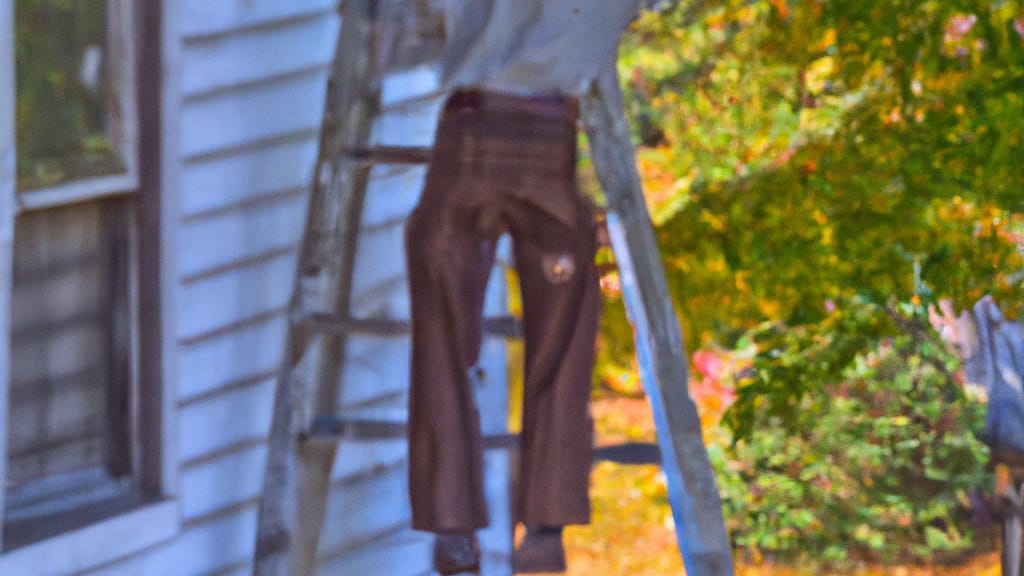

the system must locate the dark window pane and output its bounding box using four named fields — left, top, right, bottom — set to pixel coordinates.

left=15, top=0, right=127, bottom=189
left=5, top=198, right=134, bottom=528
